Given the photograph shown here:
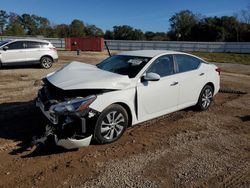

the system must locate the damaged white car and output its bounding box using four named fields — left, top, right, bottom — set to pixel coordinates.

left=36, top=50, right=220, bottom=149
